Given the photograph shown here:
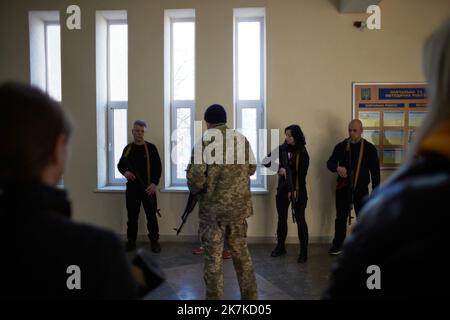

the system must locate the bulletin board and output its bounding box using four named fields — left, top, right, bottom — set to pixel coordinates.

left=352, top=83, right=428, bottom=169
